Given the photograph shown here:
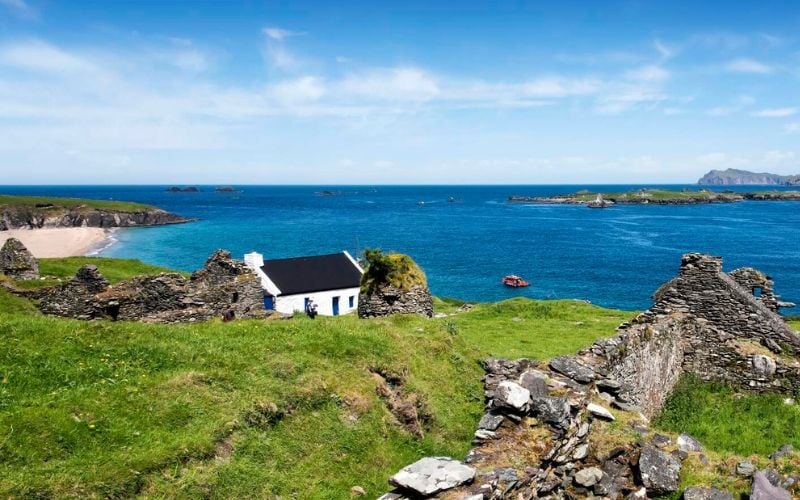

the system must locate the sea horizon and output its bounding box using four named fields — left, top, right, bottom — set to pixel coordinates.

left=3, top=184, right=798, bottom=312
